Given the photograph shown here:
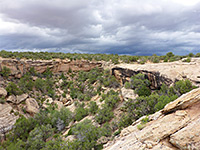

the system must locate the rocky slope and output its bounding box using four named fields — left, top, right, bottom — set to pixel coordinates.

left=104, top=88, right=200, bottom=150
left=0, top=57, right=101, bottom=78
left=112, top=58, right=200, bottom=89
